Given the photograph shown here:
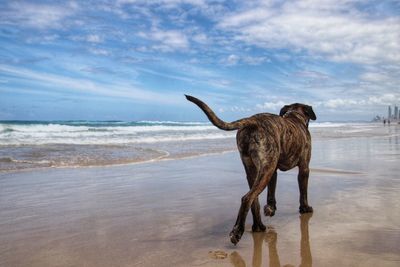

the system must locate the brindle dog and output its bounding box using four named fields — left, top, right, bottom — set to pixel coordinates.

left=185, top=95, right=316, bottom=245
